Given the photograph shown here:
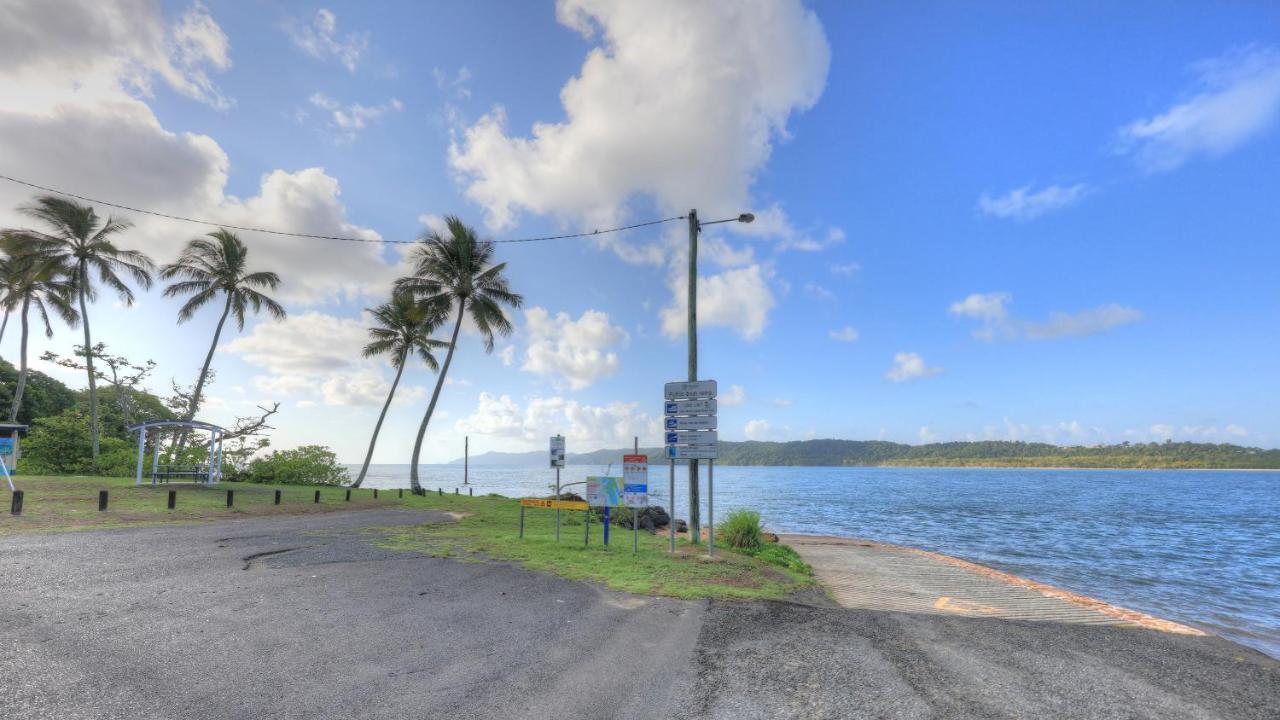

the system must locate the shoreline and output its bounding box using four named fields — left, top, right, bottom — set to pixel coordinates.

left=782, top=532, right=1208, bottom=636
